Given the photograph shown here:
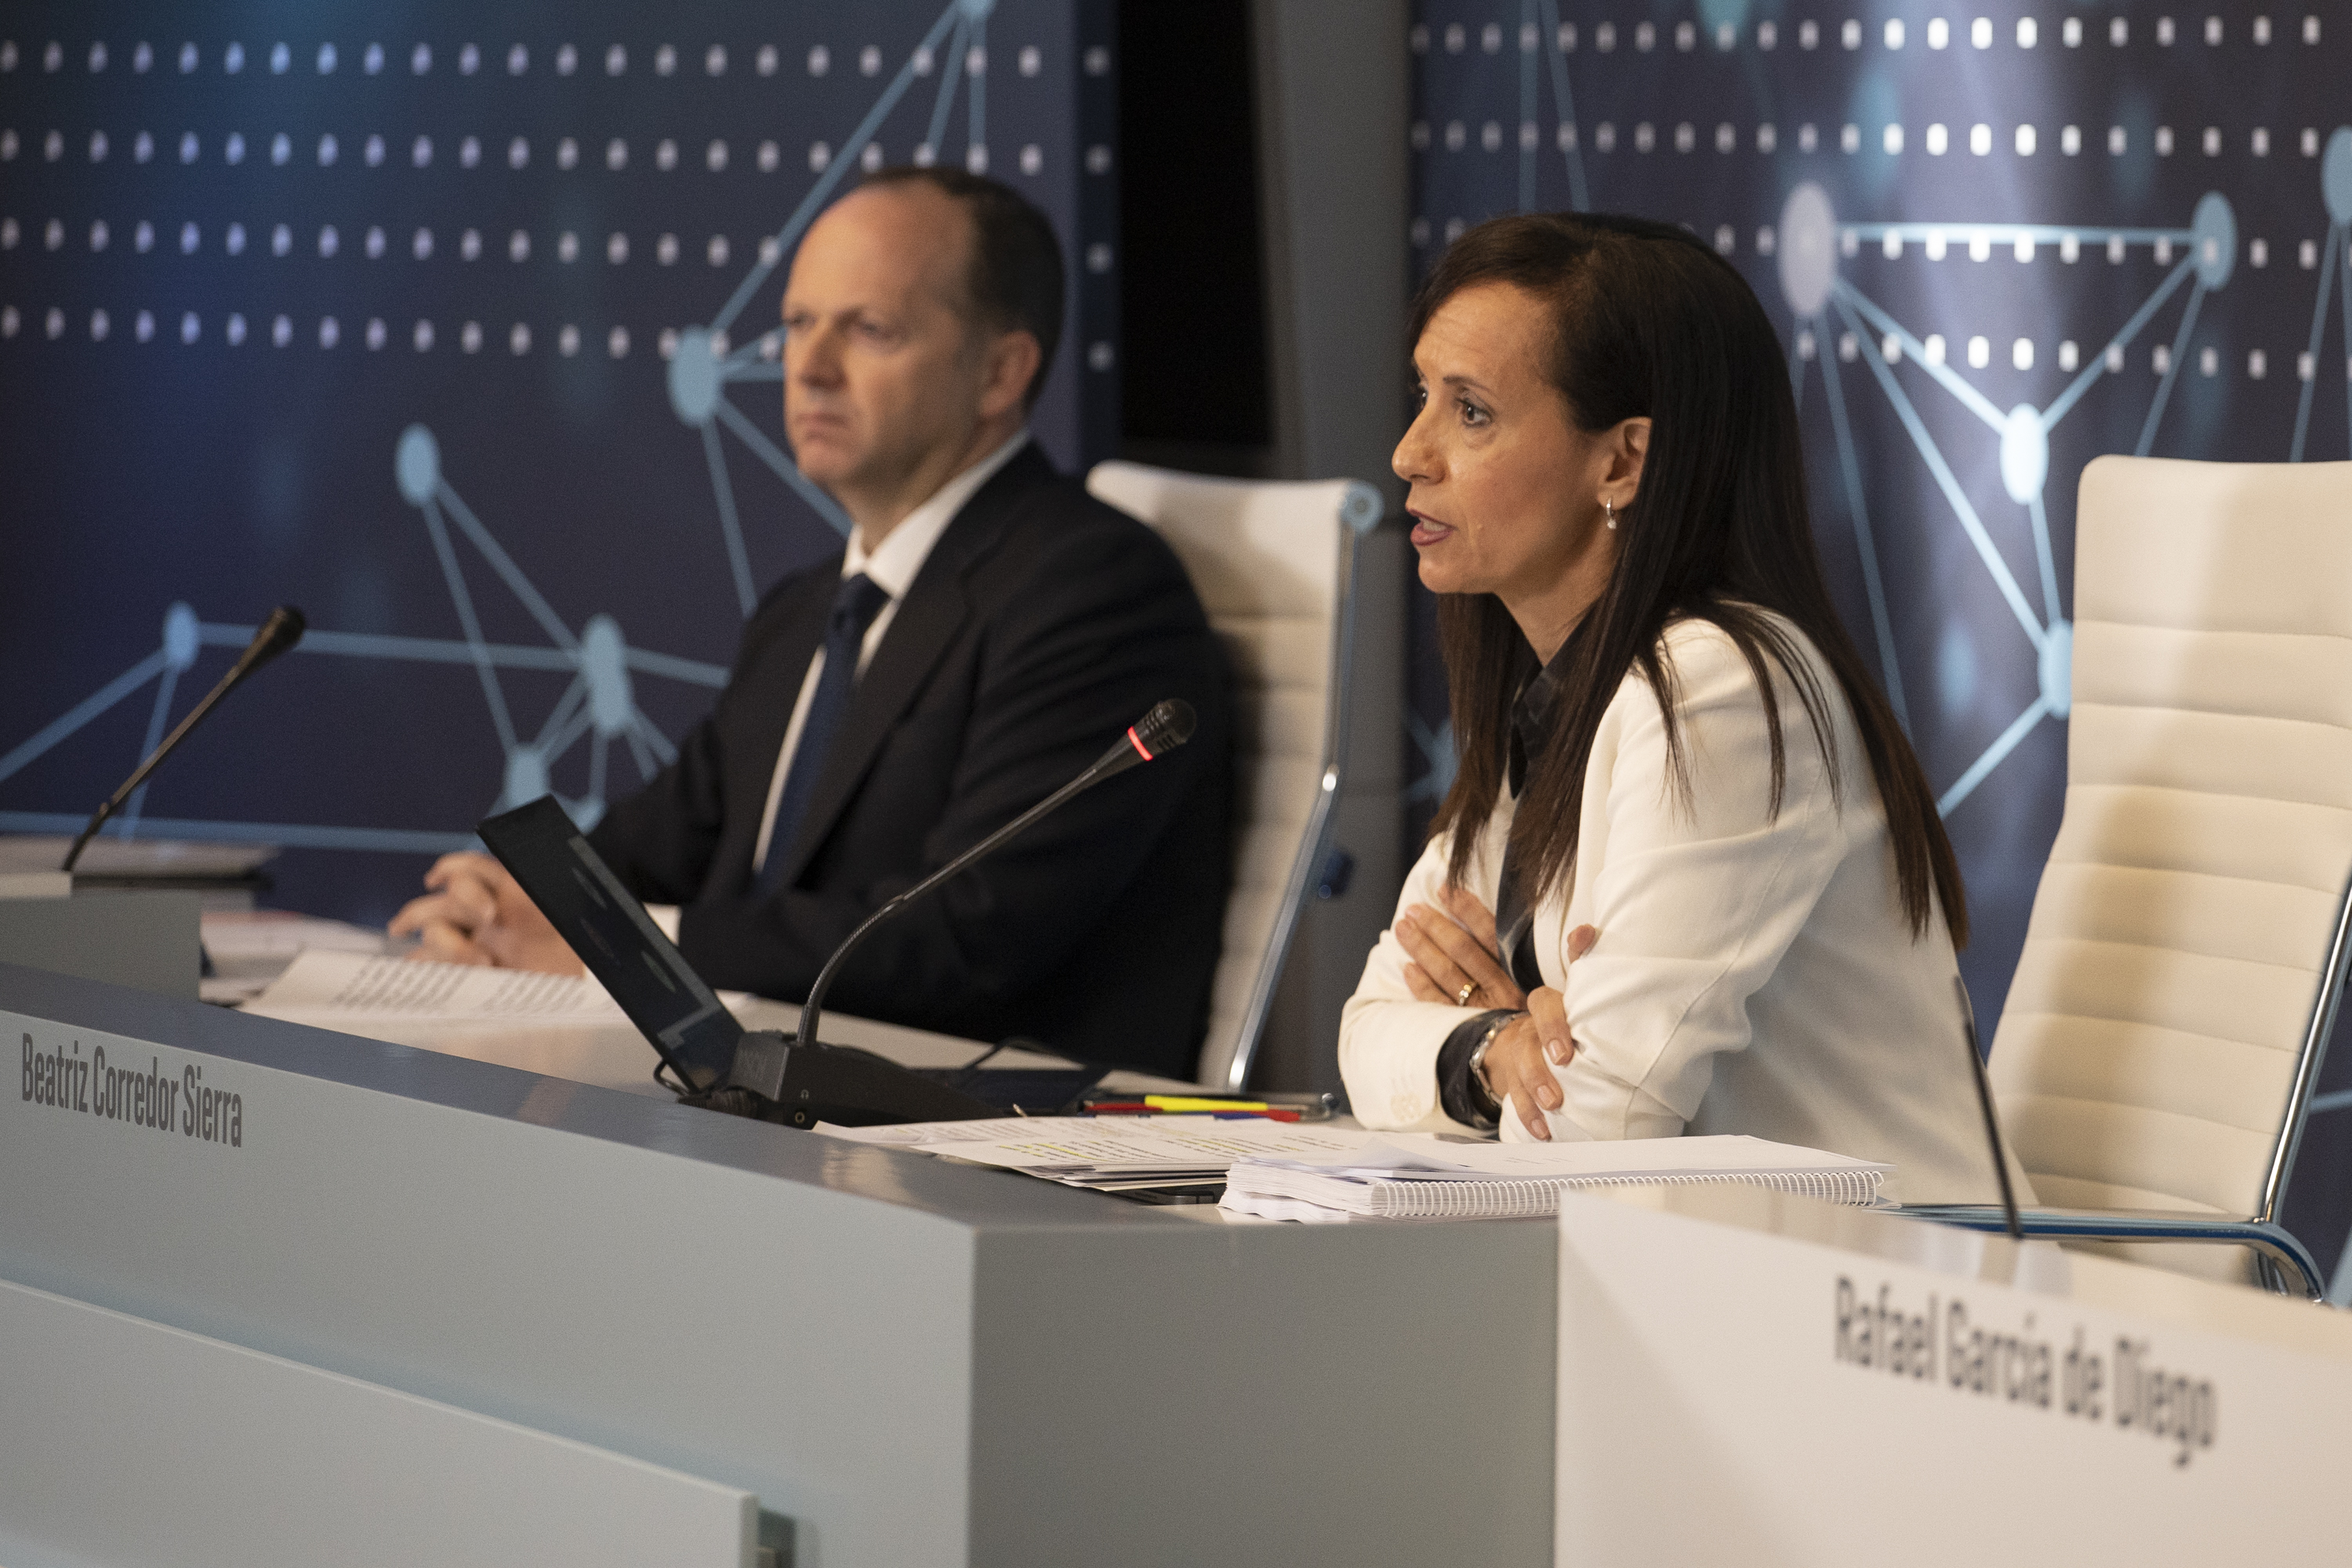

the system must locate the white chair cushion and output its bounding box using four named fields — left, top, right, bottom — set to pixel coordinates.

left=1086, top=461, right=1372, bottom=1089
left=1990, top=457, right=2352, bottom=1260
